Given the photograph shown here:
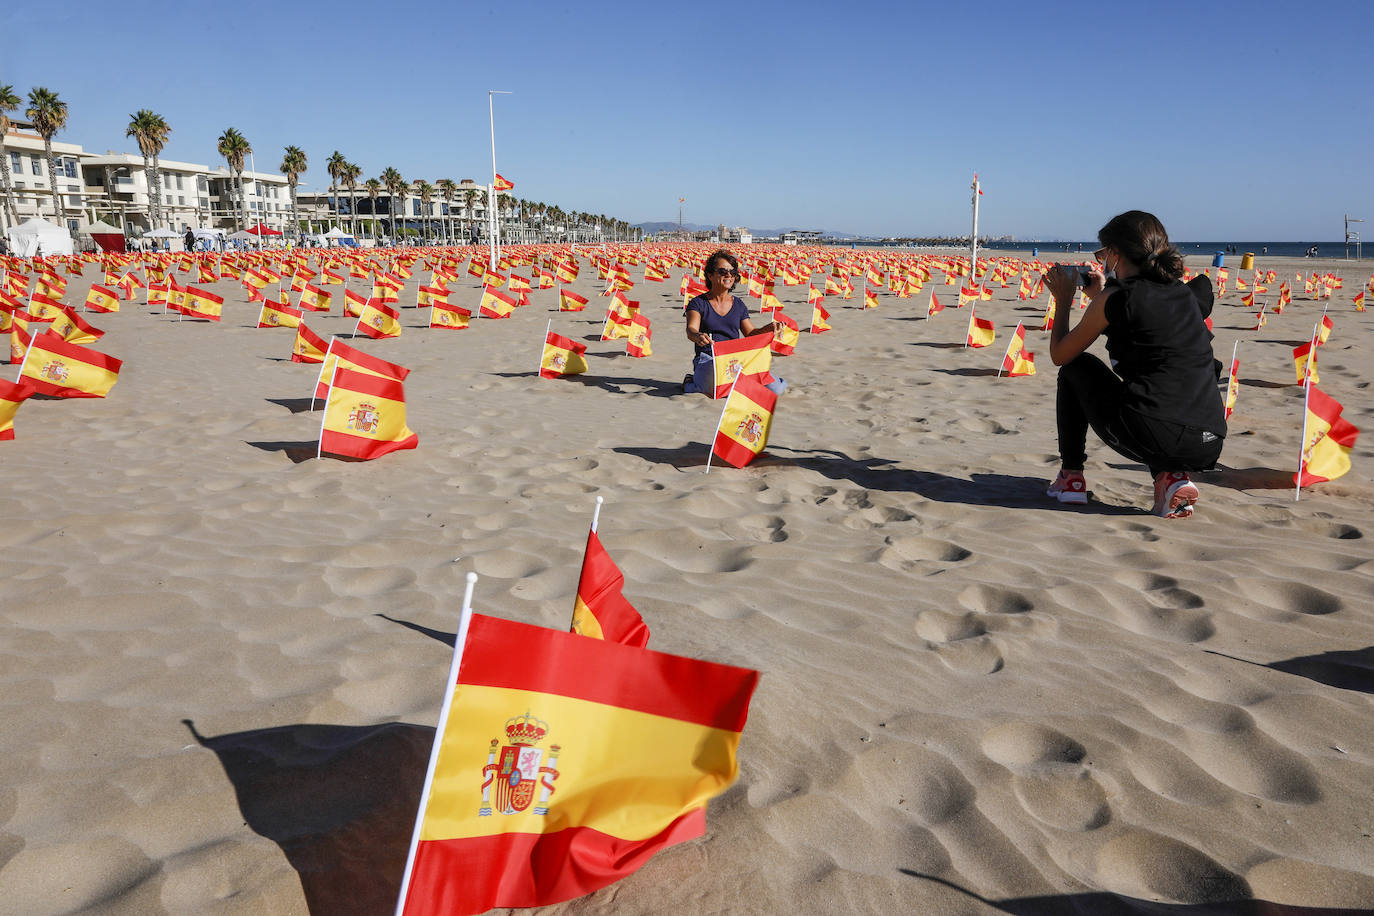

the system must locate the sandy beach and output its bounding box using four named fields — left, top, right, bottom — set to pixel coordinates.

left=0, top=246, right=1371, bottom=915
